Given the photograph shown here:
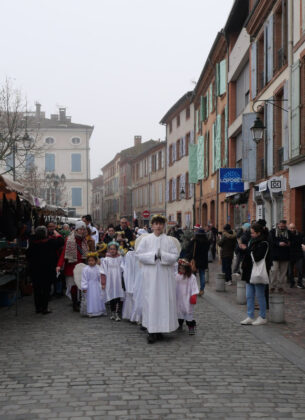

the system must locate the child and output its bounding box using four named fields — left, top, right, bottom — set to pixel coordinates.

left=100, top=241, right=125, bottom=321
left=81, top=252, right=106, bottom=317
left=176, top=259, right=199, bottom=335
